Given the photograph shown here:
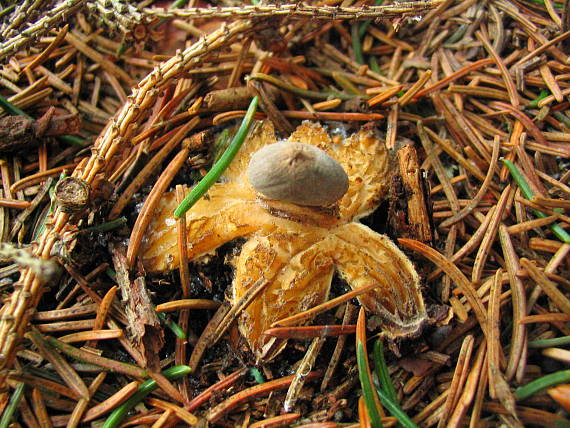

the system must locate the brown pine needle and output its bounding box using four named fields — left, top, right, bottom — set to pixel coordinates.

left=437, top=335, right=474, bottom=428
left=520, top=314, right=570, bottom=324
left=26, top=329, right=90, bottom=400
left=440, top=135, right=500, bottom=228
left=156, top=299, right=221, bottom=312
left=399, top=239, right=490, bottom=338
left=272, top=282, right=385, bottom=328
left=146, top=398, right=198, bottom=425
left=399, top=70, right=432, bottom=106
left=476, top=30, right=519, bottom=108
left=249, top=413, right=301, bottom=428
left=499, top=225, right=527, bottom=382
left=126, top=129, right=197, bottom=269
left=58, top=329, right=123, bottom=343
left=522, top=259, right=570, bottom=316
left=264, top=325, right=356, bottom=339
left=206, top=372, right=321, bottom=423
